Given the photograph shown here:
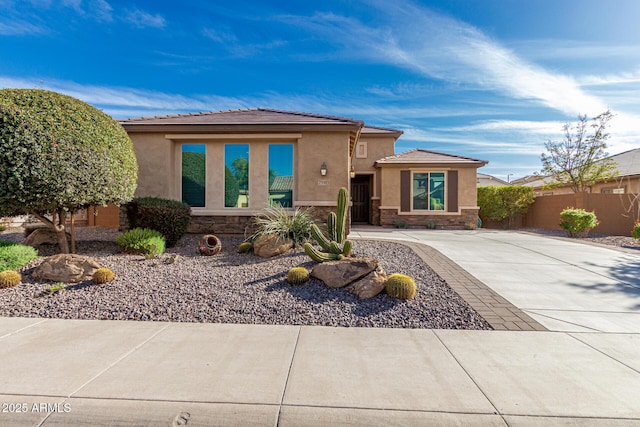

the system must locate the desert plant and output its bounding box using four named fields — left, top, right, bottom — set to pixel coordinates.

left=0, top=270, right=21, bottom=288
left=632, top=221, right=640, bottom=240
left=287, top=267, right=310, bottom=285
left=125, top=197, right=191, bottom=247
left=425, top=221, right=437, bottom=230
left=252, top=205, right=315, bottom=246
left=116, top=228, right=166, bottom=256
left=303, top=187, right=352, bottom=262
left=47, top=282, right=66, bottom=295
left=0, top=88, right=138, bottom=253
left=559, top=207, right=599, bottom=237
left=237, top=242, right=252, bottom=253
left=0, top=241, right=38, bottom=271
left=385, top=274, right=417, bottom=300
left=393, top=220, right=408, bottom=229
left=93, top=268, right=115, bottom=284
